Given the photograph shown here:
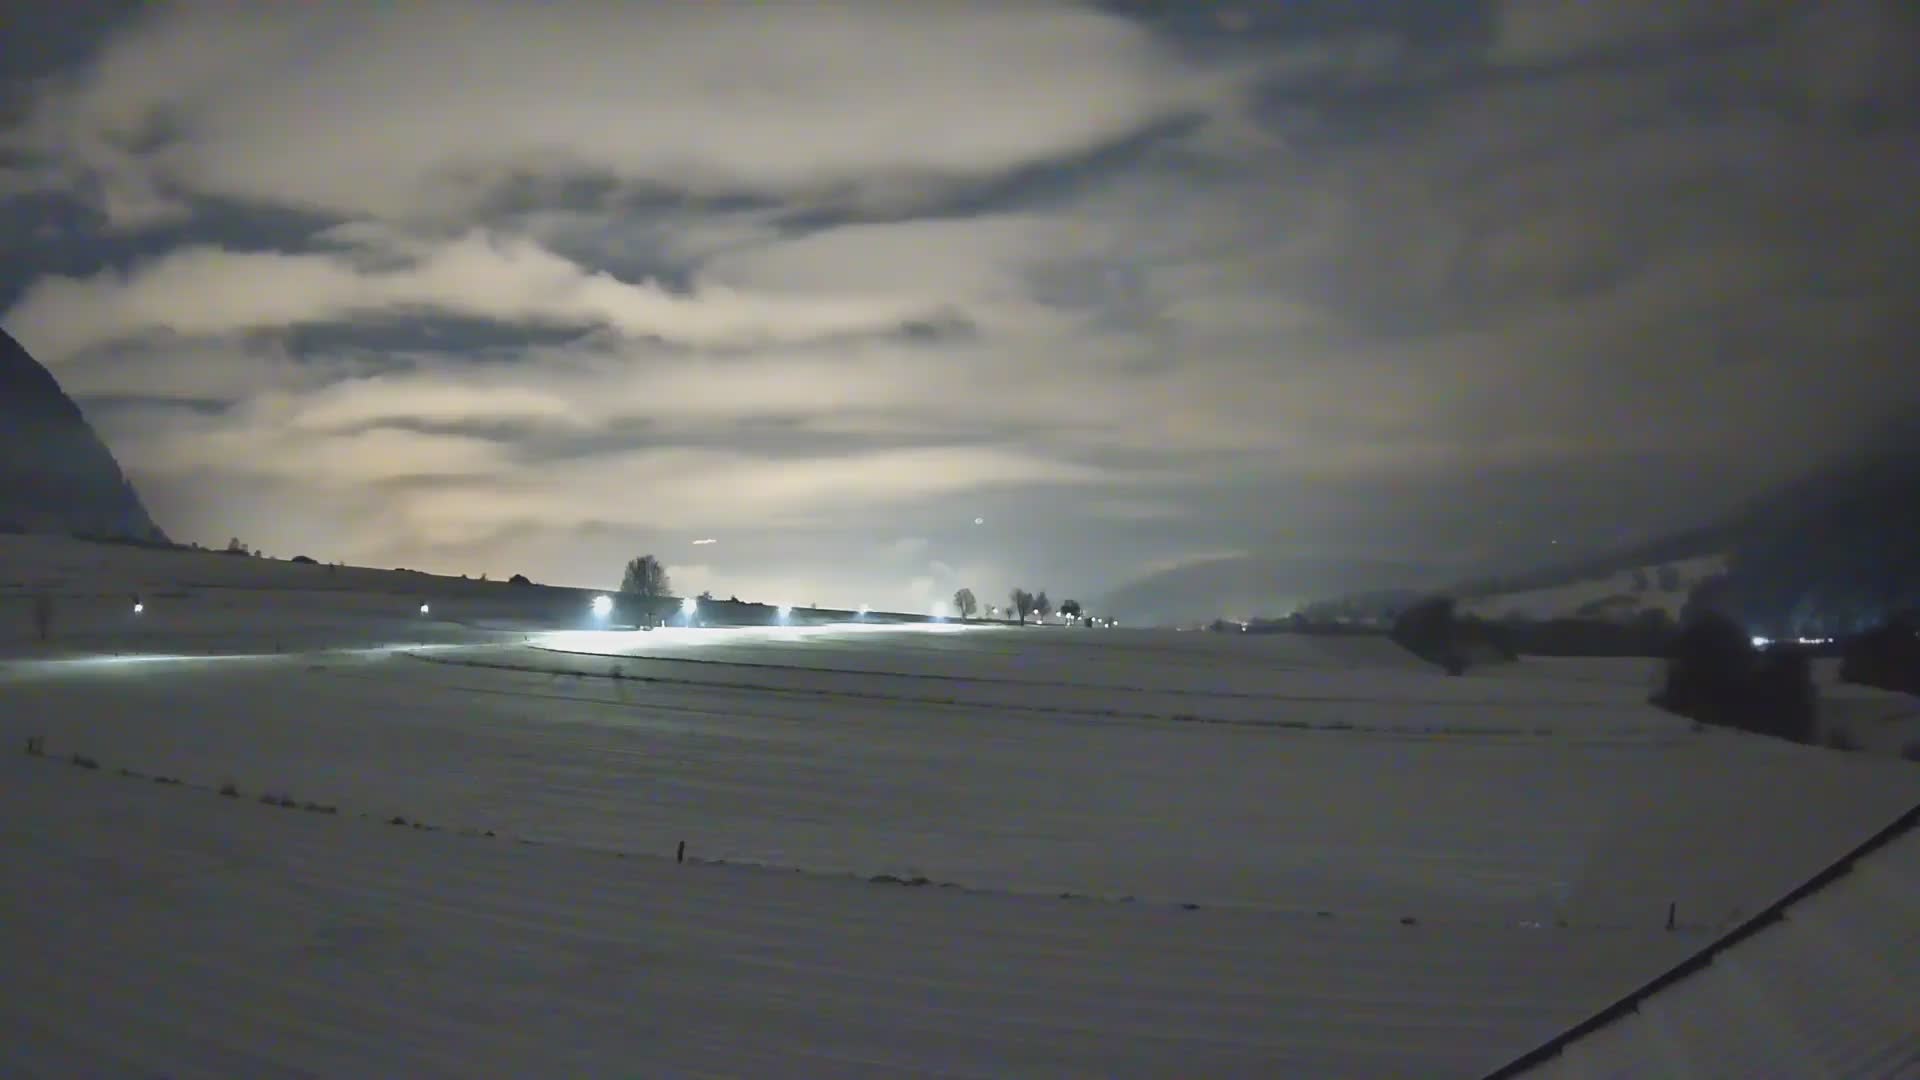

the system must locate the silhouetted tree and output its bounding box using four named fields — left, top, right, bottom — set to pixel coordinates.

left=1035, top=591, right=1052, bottom=619
left=952, top=588, right=978, bottom=620
left=621, top=555, right=670, bottom=598
left=508, top=573, right=532, bottom=586
left=1009, top=588, right=1036, bottom=625
left=1653, top=612, right=1754, bottom=726
left=223, top=537, right=249, bottom=556
left=1392, top=595, right=1465, bottom=673
left=1839, top=614, right=1920, bottom=694
left=1748, top=649, right=1816, bottom=744
left=1651, top=612, right=1815, bottom=744
left=1059, top=599, right=1083, bottom=619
